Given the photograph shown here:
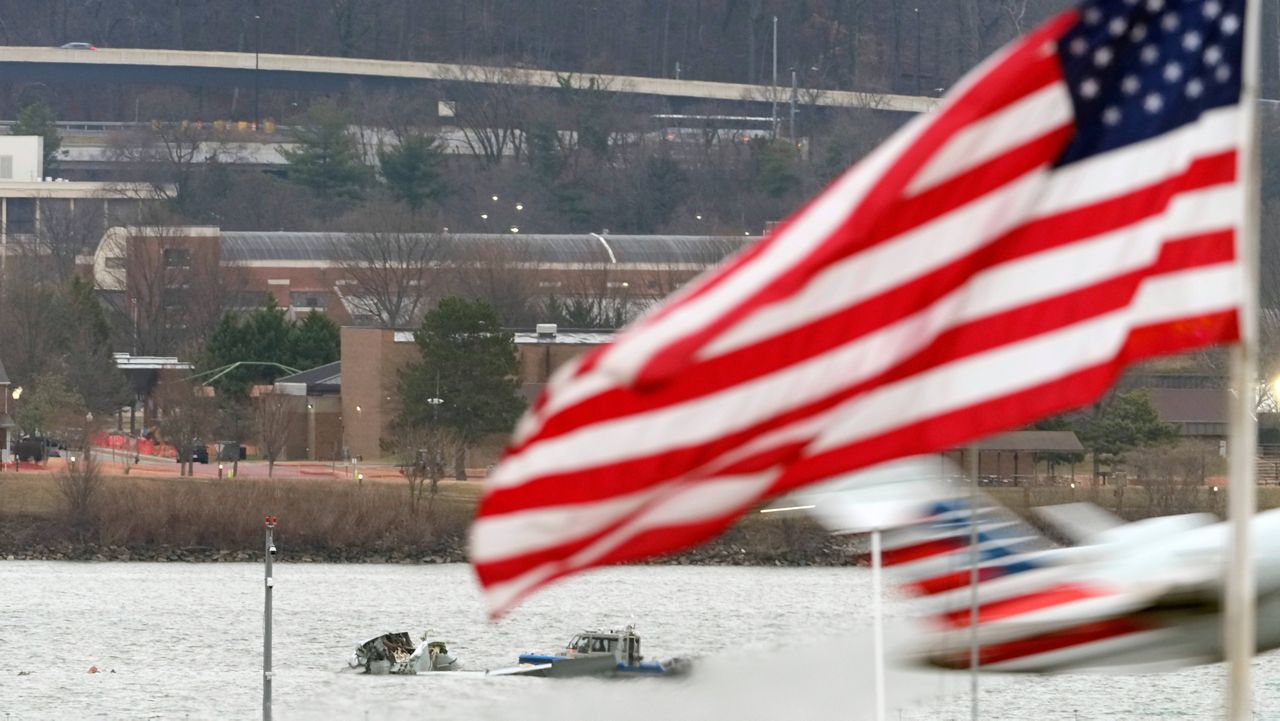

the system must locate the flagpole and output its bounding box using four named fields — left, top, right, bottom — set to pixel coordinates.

left=968, top=446, right=980, bottom=721
left=870, top=527, right=886, bottom=721
left=1226, top=1, right=1262, bottom=719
